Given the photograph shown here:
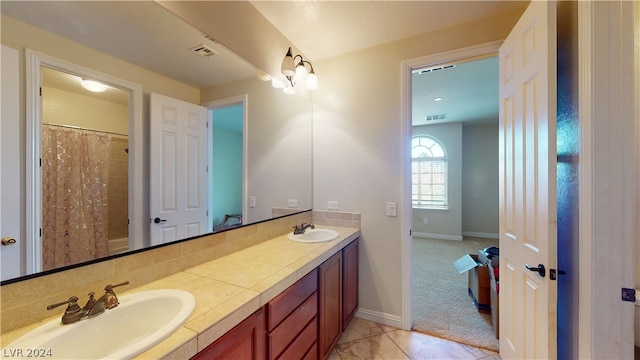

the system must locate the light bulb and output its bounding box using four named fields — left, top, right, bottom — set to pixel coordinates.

left=283, top=84, right=295, bottom=95
left=295, top=63, right=308, bottom=82
left=305, top=72, right=318, bottom=90
left=271, top=78, right=284, bottom=89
